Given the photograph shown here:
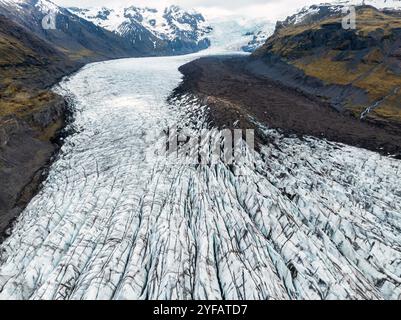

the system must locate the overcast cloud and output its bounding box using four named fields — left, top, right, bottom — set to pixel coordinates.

left=53, top=0, right=320, bottom=20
